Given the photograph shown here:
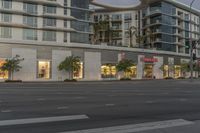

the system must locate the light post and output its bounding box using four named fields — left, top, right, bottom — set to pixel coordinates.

left=189, top=0, right=196, bottom=81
